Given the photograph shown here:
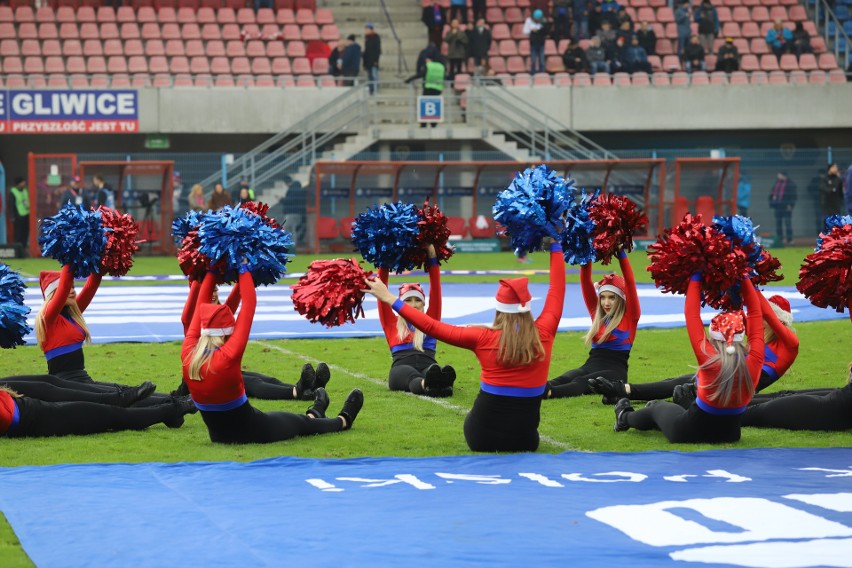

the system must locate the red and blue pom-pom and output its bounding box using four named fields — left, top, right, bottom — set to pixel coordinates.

left=291, top=258, right=373, bottom=327
left=98, top=206, right=140, bottom=277
left=352, top=202, right=421, bottom=273
left=493, top=165, right=574, bottom=257
left=405, top=199, right=454, bottom=269
left=589, top=193, right=649, bottom=265
left=0, top=264, right=32, bottom=348
left=197, top=206, right=294, bottom=286
left=797, top=222, right=852, bottom=313
left=817, top=215, right=852, bottom=251
left=560, top=188, right=597, bottom=266
left=239, top=201, right=282, bottom=229
left=39, top=203, right=107, bottom=278
left=171, top=210, right=203, bottom=247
